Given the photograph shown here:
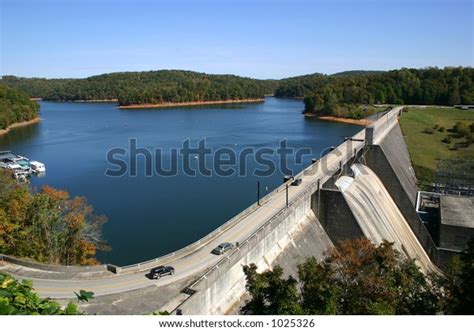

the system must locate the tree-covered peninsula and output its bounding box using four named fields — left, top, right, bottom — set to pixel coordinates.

left=0, top=84, right=40, bottom=131
left=1, top=70, right=276, bottom=107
